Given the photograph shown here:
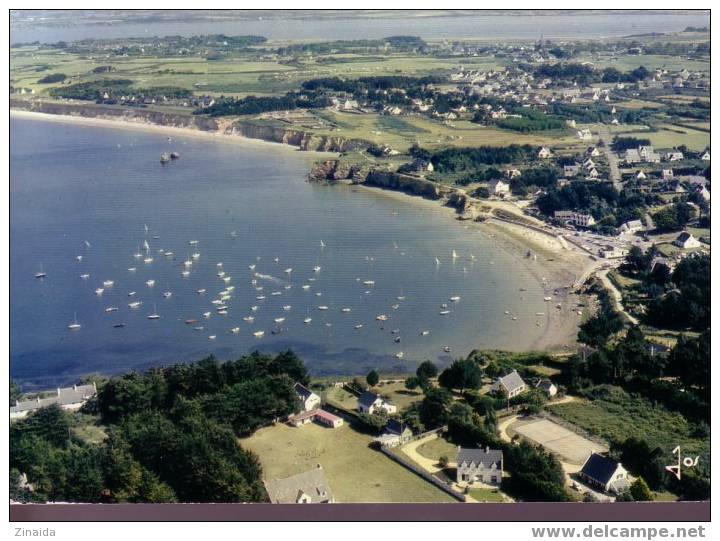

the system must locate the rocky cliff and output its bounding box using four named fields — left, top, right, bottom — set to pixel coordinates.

left=10, top=99, right=220, bottom=131
left=231, top=121, right=371, bottom=152
left=10, top=99, right=370, bottom=153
